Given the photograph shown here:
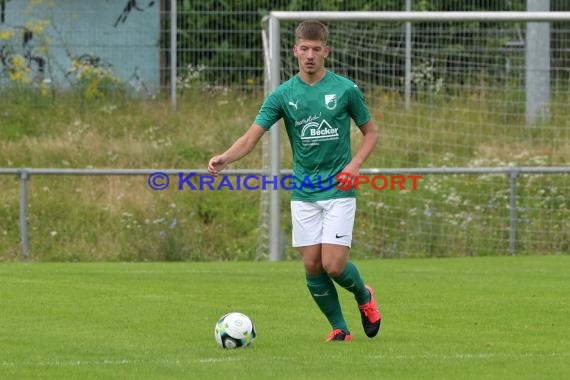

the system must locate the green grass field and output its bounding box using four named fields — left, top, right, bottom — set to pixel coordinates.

left=1, top=256, right=568, bottom=379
